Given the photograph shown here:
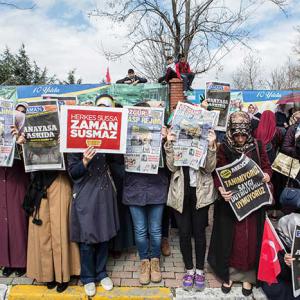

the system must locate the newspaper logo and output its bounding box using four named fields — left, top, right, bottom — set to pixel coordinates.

left=220, top=169, right=232, bottom=179
left=27, top=106, right=45, bottom=113
left=296, top=230, right=300, bottom=238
